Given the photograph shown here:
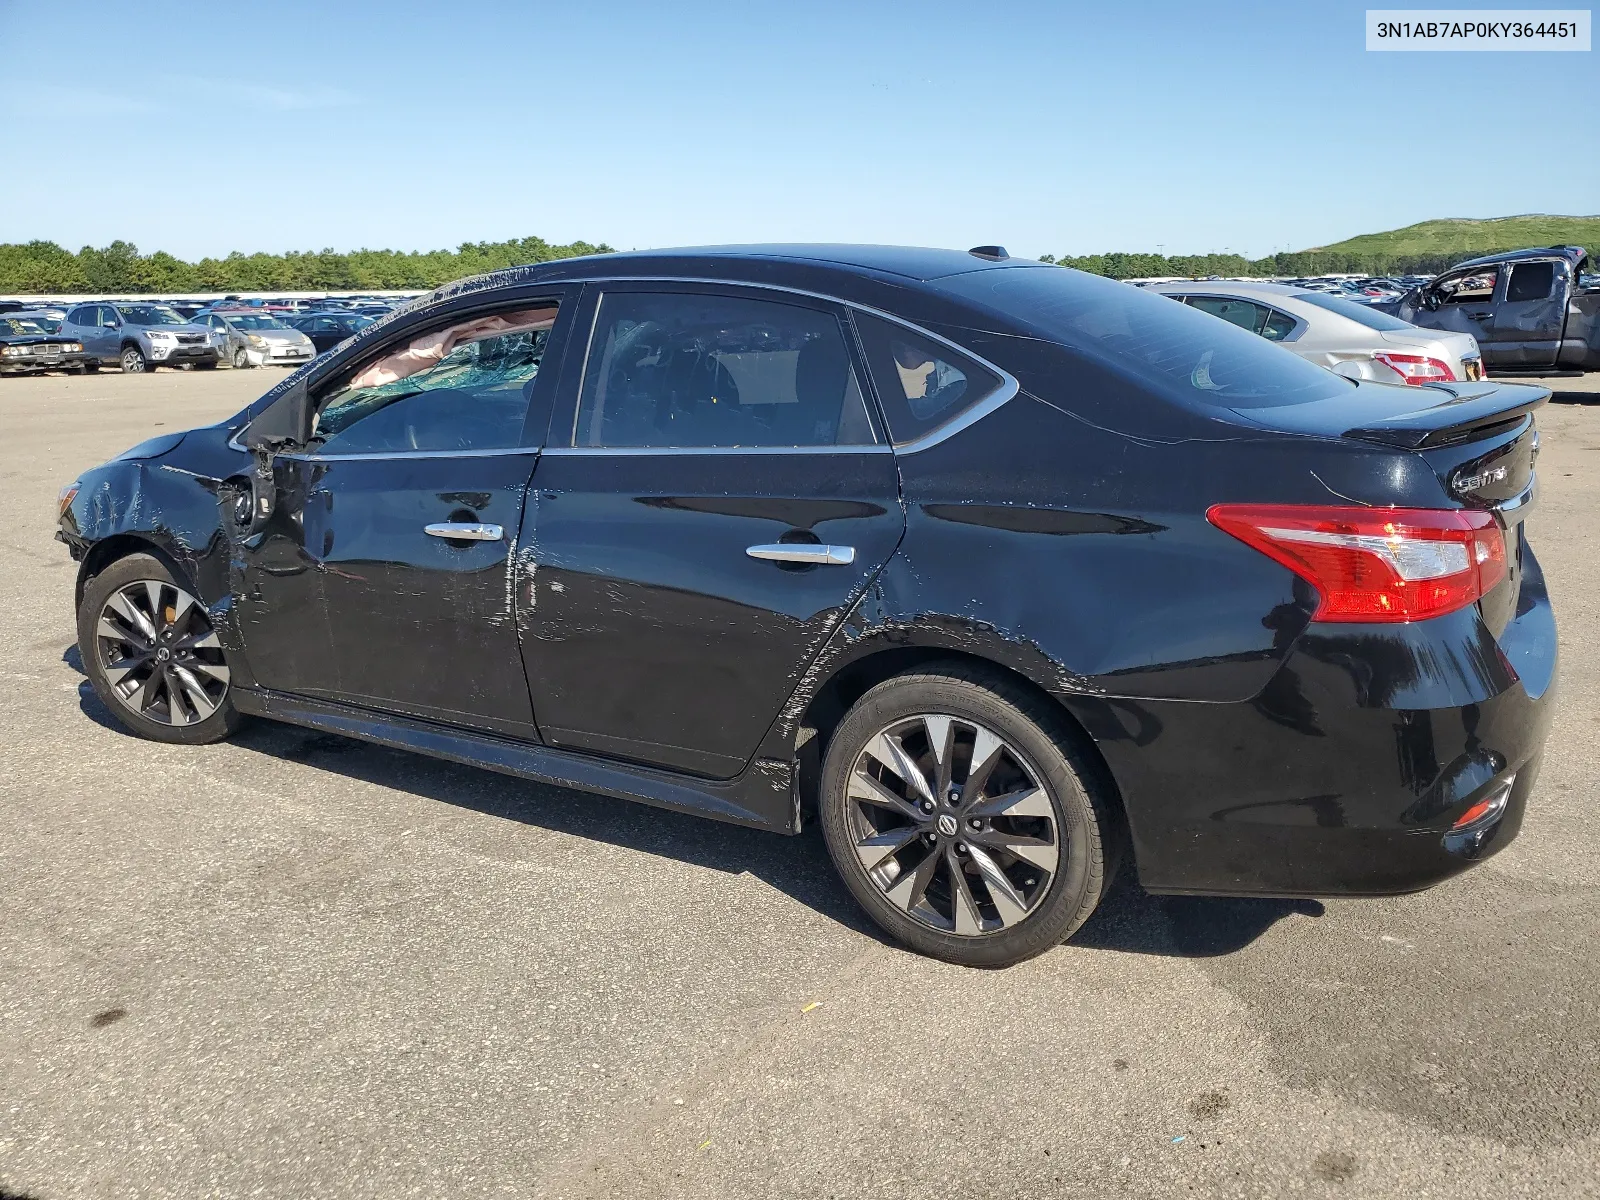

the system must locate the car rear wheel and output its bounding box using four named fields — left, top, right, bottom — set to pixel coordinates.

left=819, top=664, right=1115, bottom=967
left=78, top=553, right=243, bottom=745
left=120, top=345, right=148, bottom=373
